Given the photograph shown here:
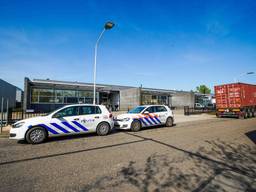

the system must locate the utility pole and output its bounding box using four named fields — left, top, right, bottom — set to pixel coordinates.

left=1, top=97, right=4, bottom=134
left=93, top=22, right=115, bottom=104
left=6, top=99, right=9, bottom=126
